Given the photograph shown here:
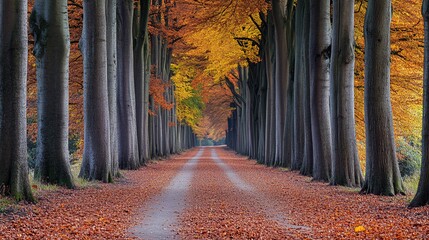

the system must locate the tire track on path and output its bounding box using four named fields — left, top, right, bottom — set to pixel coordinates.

left=130, top=148, right=204, bottom=239
left=178, top=147, right=308, bottom=239
left=210, top=148, right=311, bottom=232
